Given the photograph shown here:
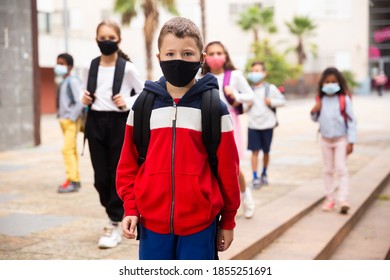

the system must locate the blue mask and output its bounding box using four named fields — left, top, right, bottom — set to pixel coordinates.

left=322, top=83, right=340, bottom=95
left=247, top=72, right=264, bottom=84
left=54, top=64, right=68, bottom=77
